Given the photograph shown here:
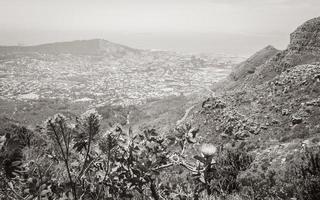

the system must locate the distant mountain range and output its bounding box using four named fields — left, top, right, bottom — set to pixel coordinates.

left=0, top=39, right=139, bottom=56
